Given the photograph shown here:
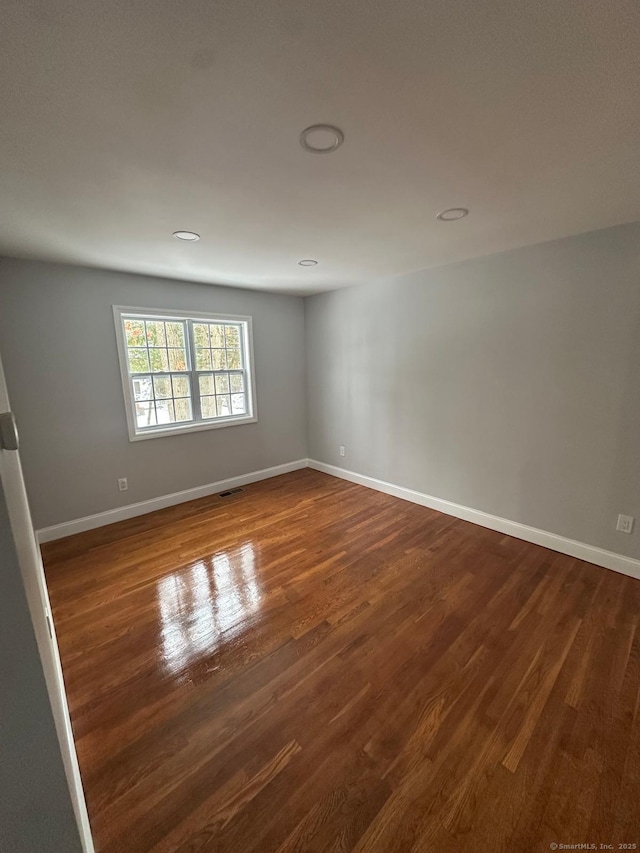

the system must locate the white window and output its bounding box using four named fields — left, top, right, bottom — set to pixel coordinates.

left=113, top=306, right=257, bottom=441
